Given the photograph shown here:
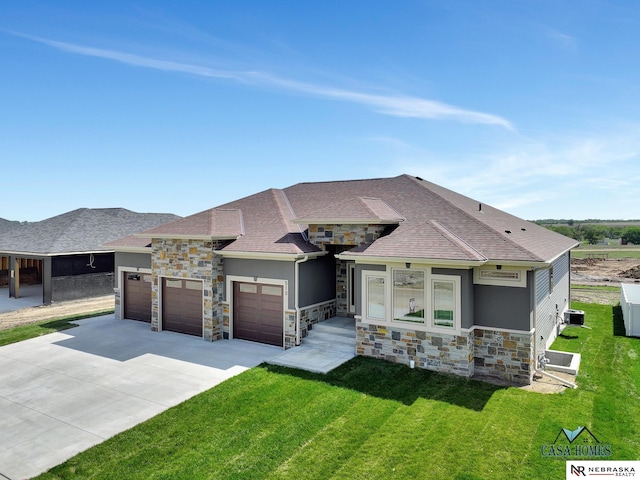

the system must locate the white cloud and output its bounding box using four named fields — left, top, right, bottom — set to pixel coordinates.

left=545, top=28, right=578, bottom=50
left=388, top=128, right=640, bottom=219
left=15, top=32, right=513, bottom=129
